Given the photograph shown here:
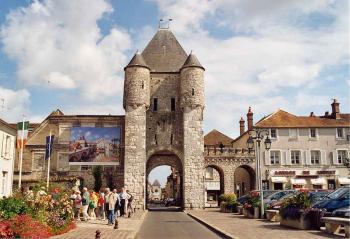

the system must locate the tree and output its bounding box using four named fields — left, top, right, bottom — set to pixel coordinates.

left=92, top=166, right=102, bottom=192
